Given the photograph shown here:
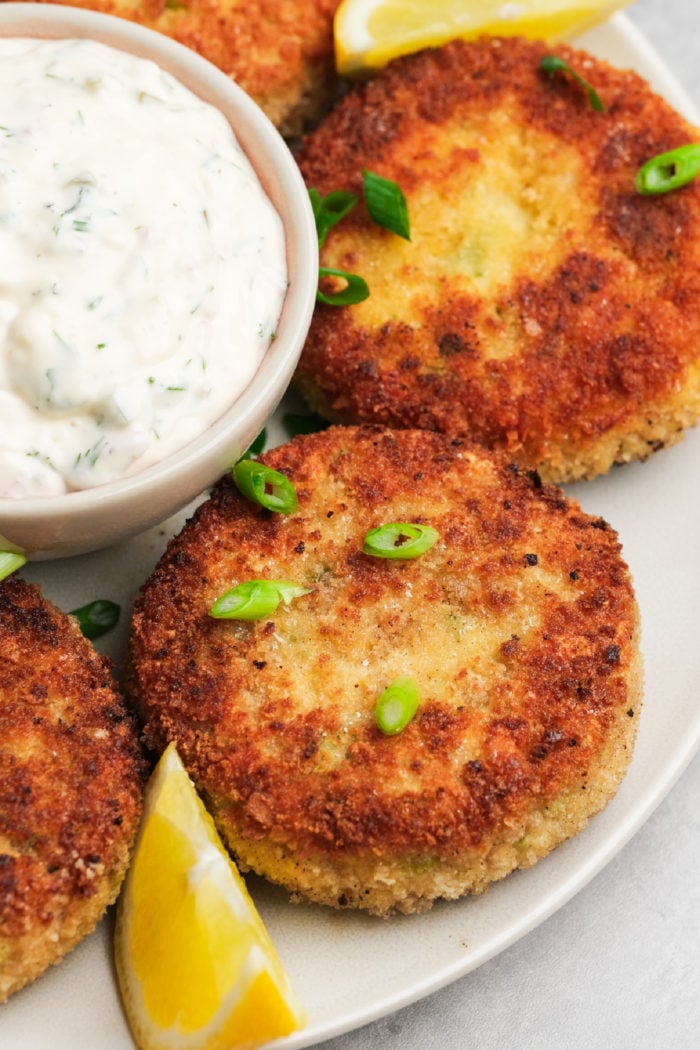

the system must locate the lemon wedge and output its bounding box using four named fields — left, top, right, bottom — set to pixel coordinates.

left=334, top=0, right=634, bottom=74
left=114, top=742, right=305, bottom=1050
